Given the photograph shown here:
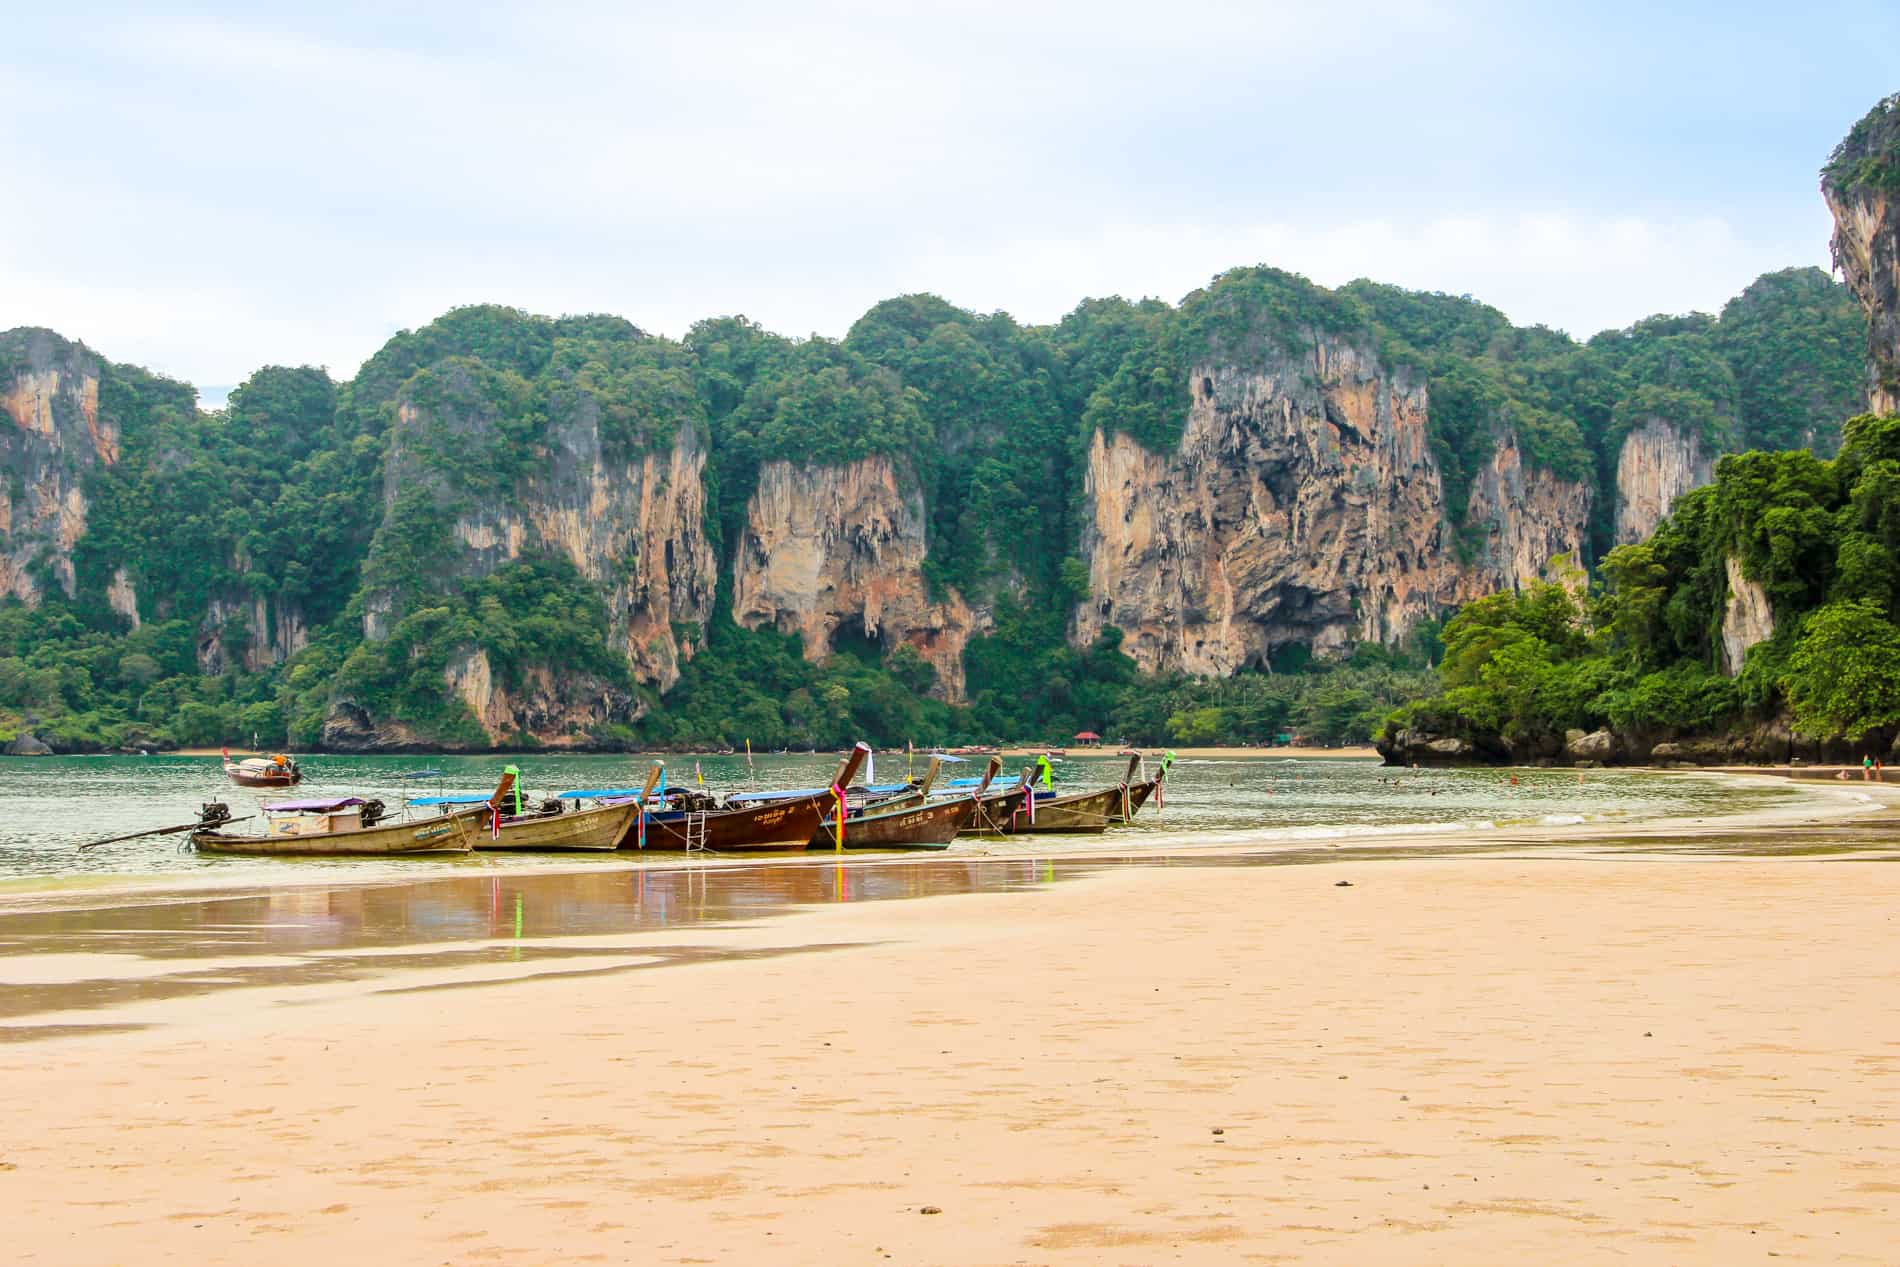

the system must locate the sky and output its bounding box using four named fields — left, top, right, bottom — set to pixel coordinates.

left=2, top=0, right=1896, bottom=397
